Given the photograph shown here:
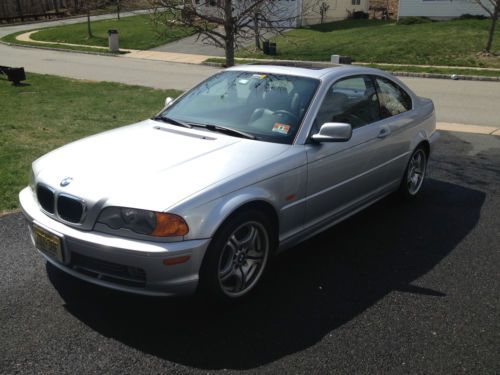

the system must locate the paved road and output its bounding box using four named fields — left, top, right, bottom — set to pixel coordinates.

left=1, top=44, right=218, bottom=90
left=3, top=41, right=500, bottom=126
left=1, top=131, right=499, bottom=373
left=405, top=77, right=500, bottom=128
left=2, top=18, right=500, bottom=126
